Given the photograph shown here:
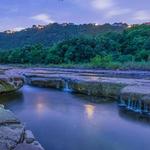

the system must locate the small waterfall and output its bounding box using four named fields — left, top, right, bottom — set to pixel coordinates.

left=63, top=80, right=72, bottom=92
left=119, top=96, right=126, bottom=107
left=127, top=99, right=131, bottom=109
left=119, top=96, right=150, bottom=115
left=143, top=103, right=148, bottom=113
